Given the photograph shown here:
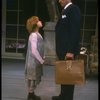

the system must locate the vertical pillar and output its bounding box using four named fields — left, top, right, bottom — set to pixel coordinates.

left=43, top=22, right=57, bottom=65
